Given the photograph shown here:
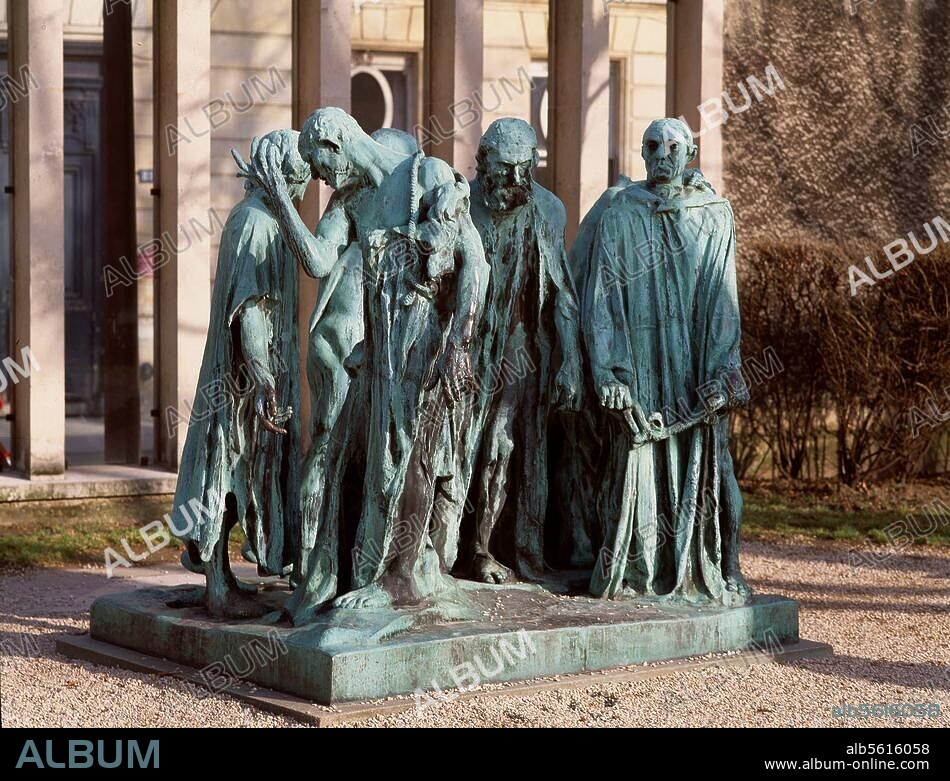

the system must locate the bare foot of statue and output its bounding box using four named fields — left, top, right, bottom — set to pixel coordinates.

left=284, top=574, right=337, bottom=626
left=332, top=566, right=460, bottom=610
left=206, top=584, right=268, bottom=619
left=332, top=581, right=395, bottom=610
left=474, top=553, right=510, bottom=584
left=667, top=585, right=712, bottom=605
left=182, top=546, right=257, bottom=594
left=725, top=571, right=752, bottom=600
